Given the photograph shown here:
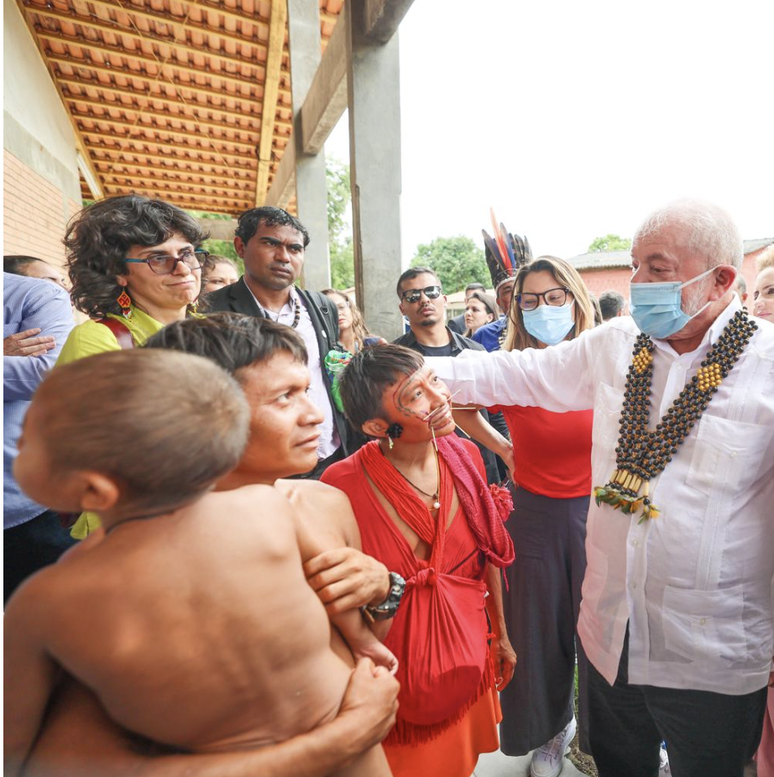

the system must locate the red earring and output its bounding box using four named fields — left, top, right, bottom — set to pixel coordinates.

left=117, top=290, right=132, bottom=319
